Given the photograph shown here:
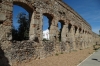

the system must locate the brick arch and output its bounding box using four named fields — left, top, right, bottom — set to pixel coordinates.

left=13, top=0, right=34, bottom=13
